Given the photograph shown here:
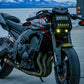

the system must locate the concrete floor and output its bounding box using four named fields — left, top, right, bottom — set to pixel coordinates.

left=0, top=26, right=84, bottom=84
